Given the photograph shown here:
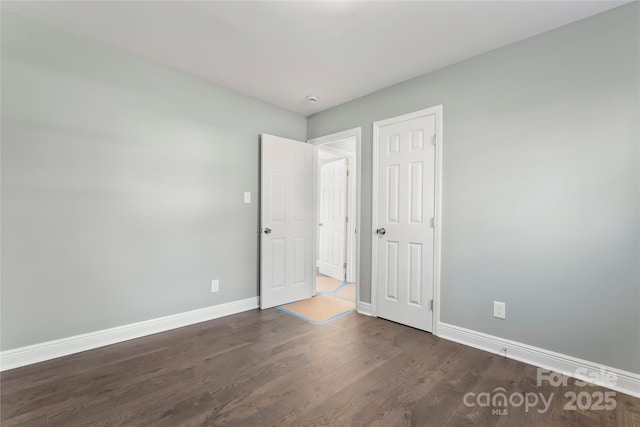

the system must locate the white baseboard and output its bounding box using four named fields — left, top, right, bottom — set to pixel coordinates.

left=356, top=301, right=373, bottom=316
left=438, top=322, right=640, bottom=399
left=0, top=297, right=259, bottom=372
